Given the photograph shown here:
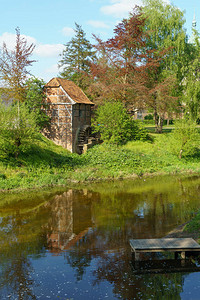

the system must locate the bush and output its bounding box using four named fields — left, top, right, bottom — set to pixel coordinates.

left=144, top=114, right=153, bottom=120
left=0, top=101, right=39, bottom=158
left=162, top=119, right=200, bottom=158
left=25, top=77, right=50, bottom=129
left=92, top=101, right=149, bottom=144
